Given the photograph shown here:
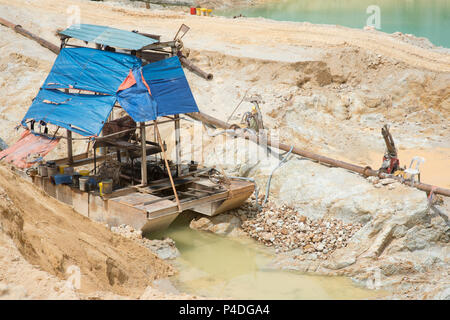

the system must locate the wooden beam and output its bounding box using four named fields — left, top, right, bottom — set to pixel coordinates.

left=67, top=129, right=73, bottom=164
left=146, top=189, right=229, bottom=217
left=140, top=122, right=148, bottom=185
left=154, top=120, right=182, bottom=212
